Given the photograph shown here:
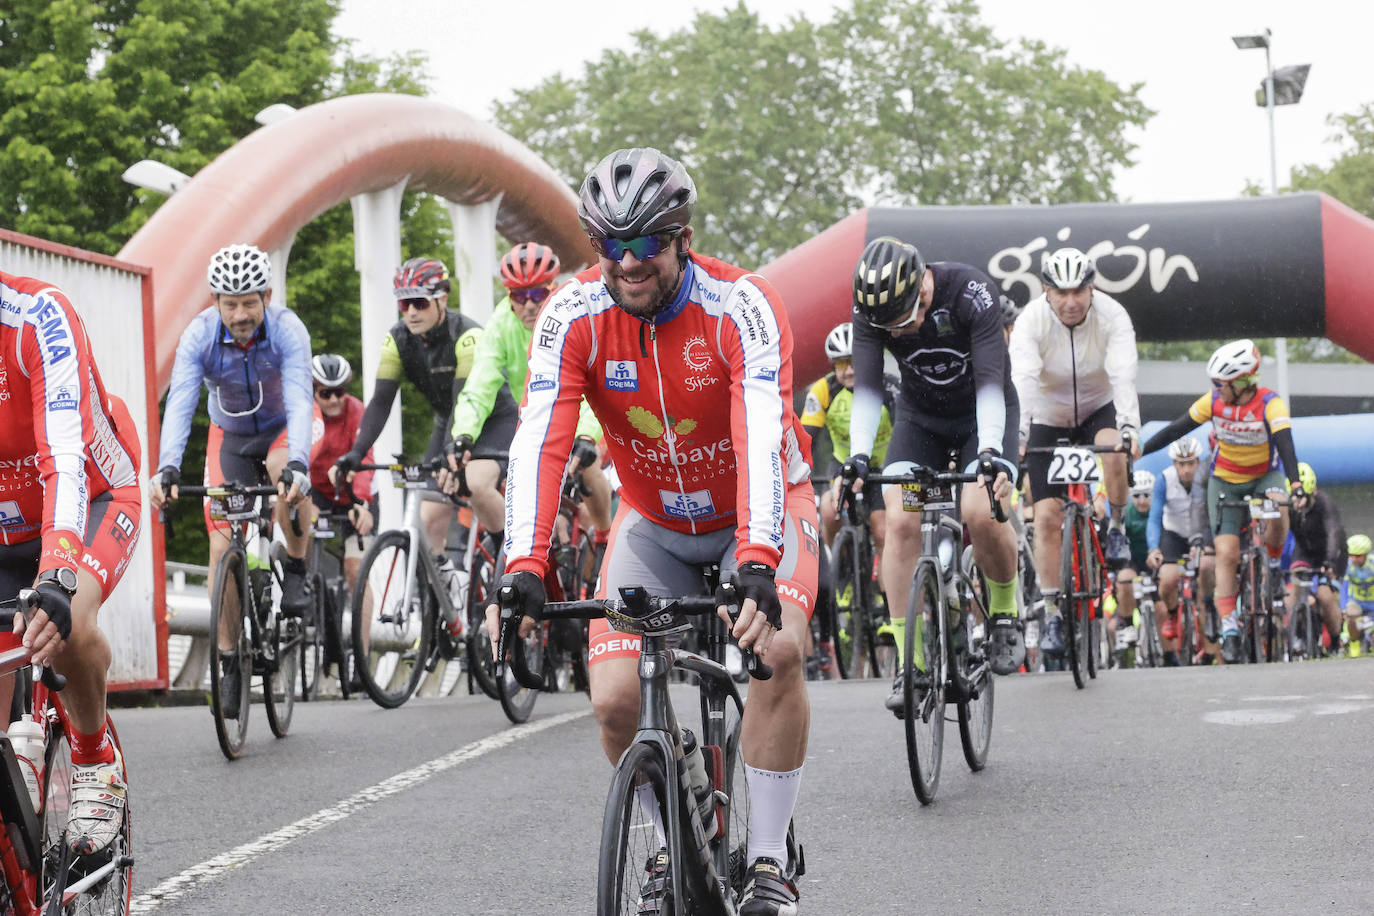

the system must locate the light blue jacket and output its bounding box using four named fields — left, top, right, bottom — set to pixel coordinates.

left=157, top=304, right=313, bottom=471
